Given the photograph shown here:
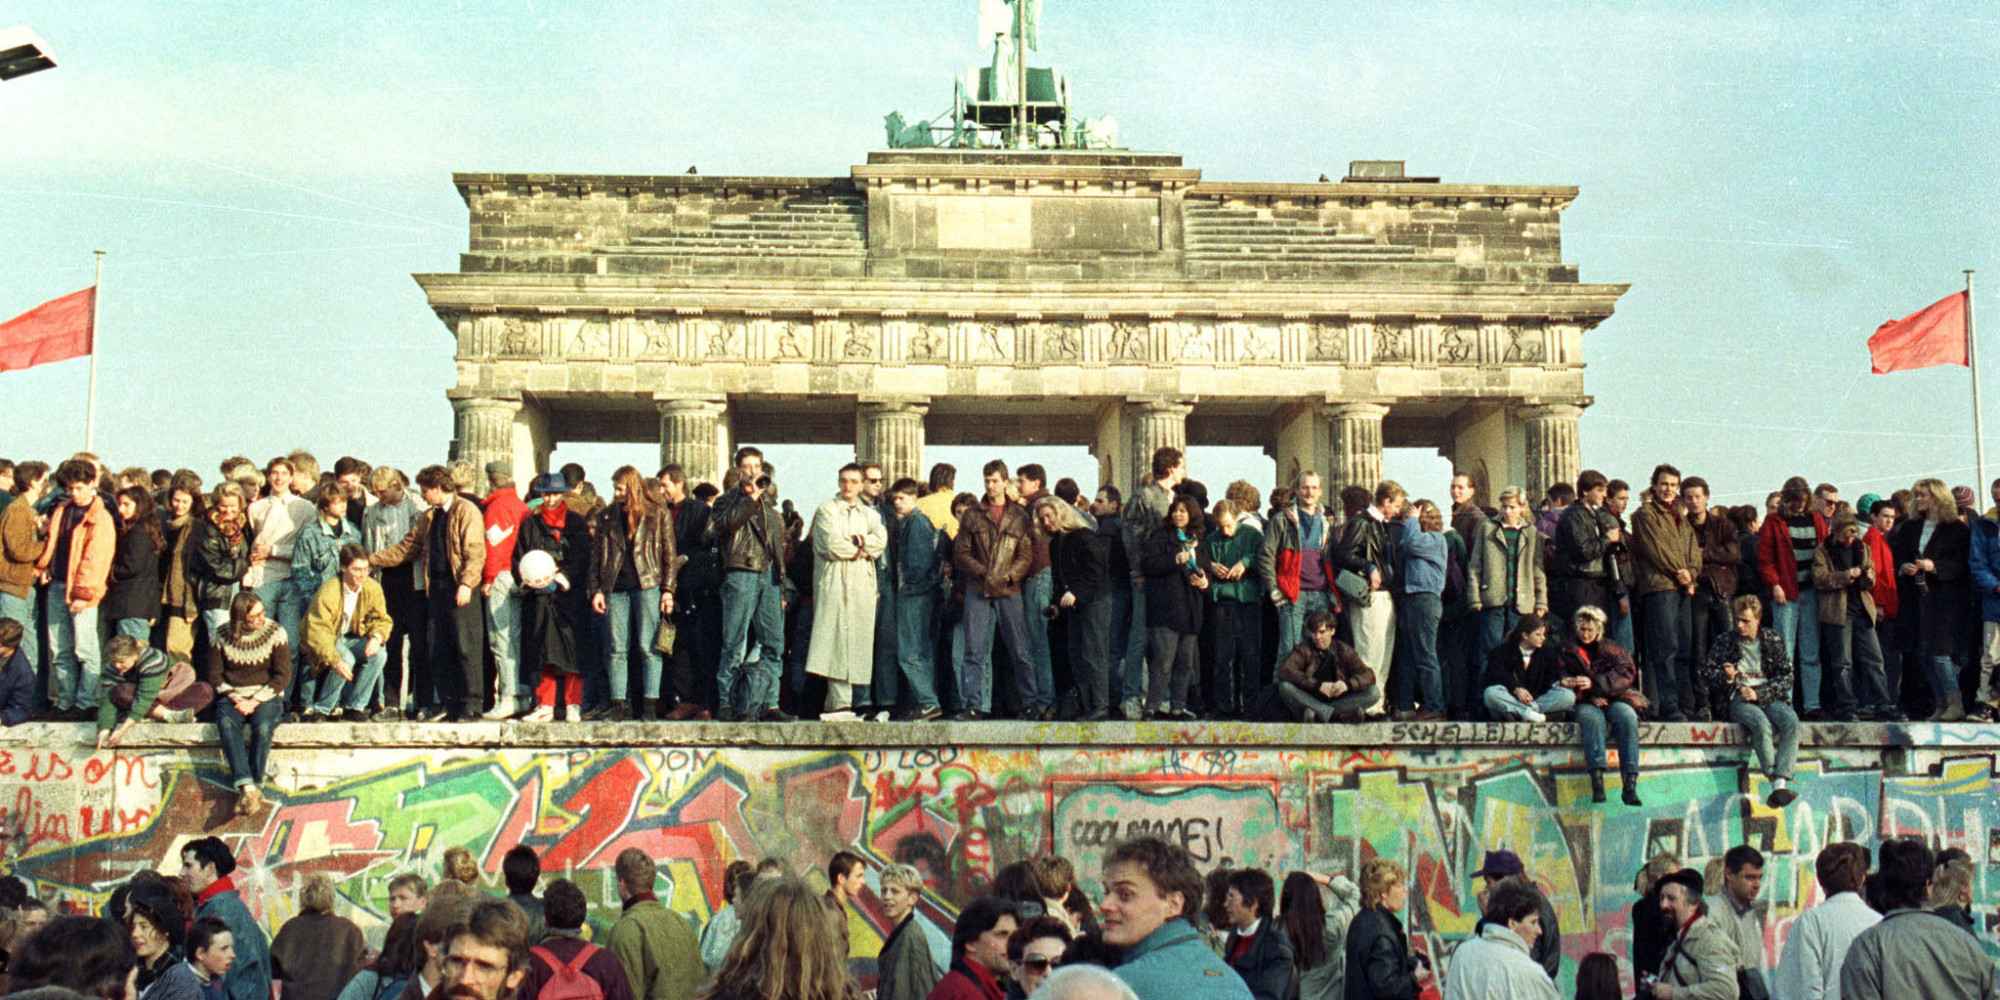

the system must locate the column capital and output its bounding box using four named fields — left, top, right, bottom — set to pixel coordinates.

left=654, top=394, right=727, bottom=411
left=857, top=396, right=932, bottom=415
left=1125, top=397, right=1196, bottom=415
left=446, top=391, right=522, bottom=410
left=1326, top=400, right=1392, bottom=421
